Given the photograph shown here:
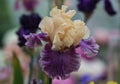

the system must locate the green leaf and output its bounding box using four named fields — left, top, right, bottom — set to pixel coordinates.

left=13, top=54, right=24, bottom=84
left=38, top=67, right=52, bottom=84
